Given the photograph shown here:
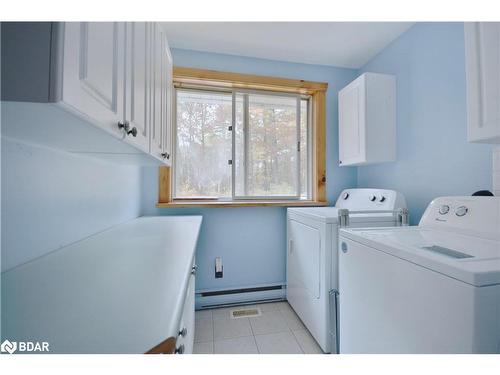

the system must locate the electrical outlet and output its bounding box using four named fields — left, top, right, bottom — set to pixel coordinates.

left=215, top=257, right=223, bottom=278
